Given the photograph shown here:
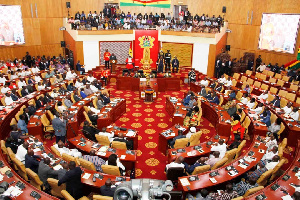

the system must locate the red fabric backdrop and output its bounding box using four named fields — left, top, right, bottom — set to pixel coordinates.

left=134, top=30, right=159, bottom=70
